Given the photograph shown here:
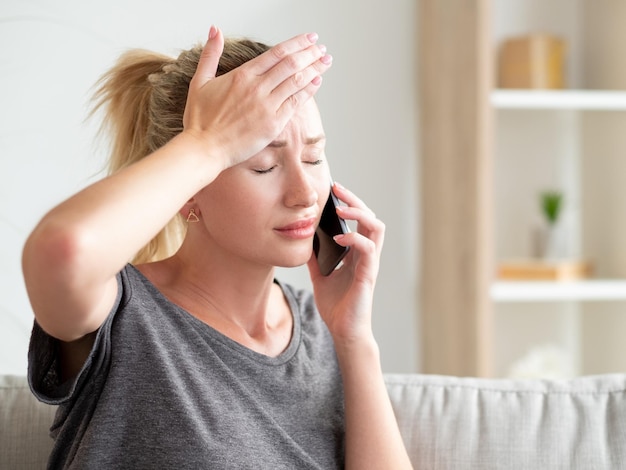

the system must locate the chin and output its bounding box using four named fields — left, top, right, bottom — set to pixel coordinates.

left=274, top=249, right=313, bottom=269
left=276, top=258, right=310, bottom=269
